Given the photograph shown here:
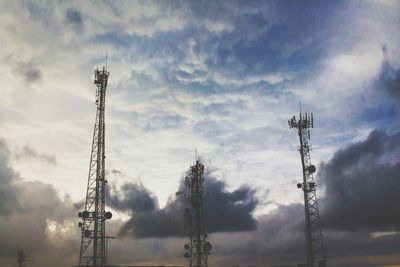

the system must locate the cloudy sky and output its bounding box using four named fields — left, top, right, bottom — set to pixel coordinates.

left=1, top=0, right=400, bottom=266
